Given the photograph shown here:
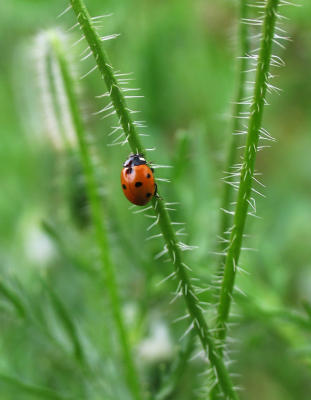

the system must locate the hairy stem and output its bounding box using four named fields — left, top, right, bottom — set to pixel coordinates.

left=48, top=32, right=143, bottom=400
left=69, top=1, right=239, bottom=398
left=211, top=8, right=251, bottom=400
left=219, top=0, right=250, bottom=251
left=216, top=0, right=281, bottom=341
